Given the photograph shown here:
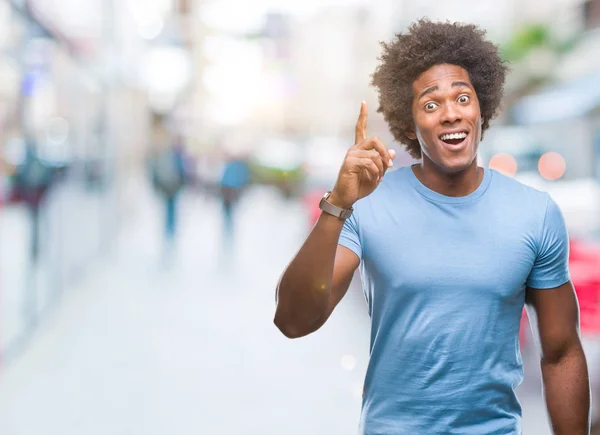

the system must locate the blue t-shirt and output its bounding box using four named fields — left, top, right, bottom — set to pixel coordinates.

left=339, top=165, right=570, bottom=435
